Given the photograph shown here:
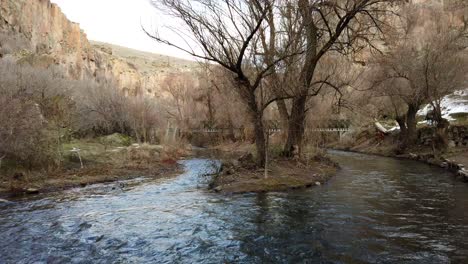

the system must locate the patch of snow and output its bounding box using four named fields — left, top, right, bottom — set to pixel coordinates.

left=417, top=88, right=468, bottom=121
left=418, top=120, right=430, bottom=125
